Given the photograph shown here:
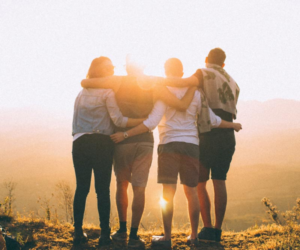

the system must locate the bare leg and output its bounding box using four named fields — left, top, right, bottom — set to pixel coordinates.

left=161, top=184, right=177, bottom=240
left=197, top=182, right=212, bottom=228
left=116, top=181, right=129, bottom=223
left=131, top=186, right=146, bottom=228
left=183, top=185, right=200, bottom=239
left=213, top=180, right=227, bottom=229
